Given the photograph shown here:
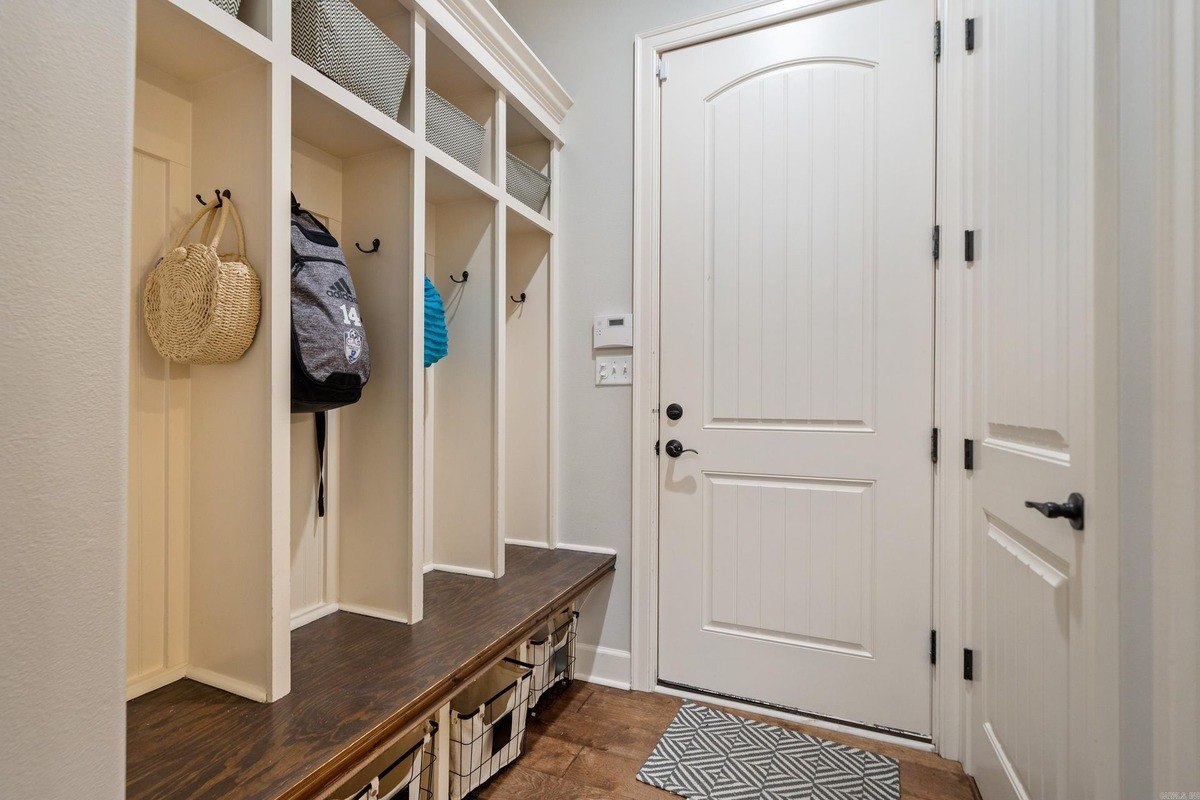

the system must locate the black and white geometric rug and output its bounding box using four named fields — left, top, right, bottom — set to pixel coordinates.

left=637, top=701, right=900, bottom=800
